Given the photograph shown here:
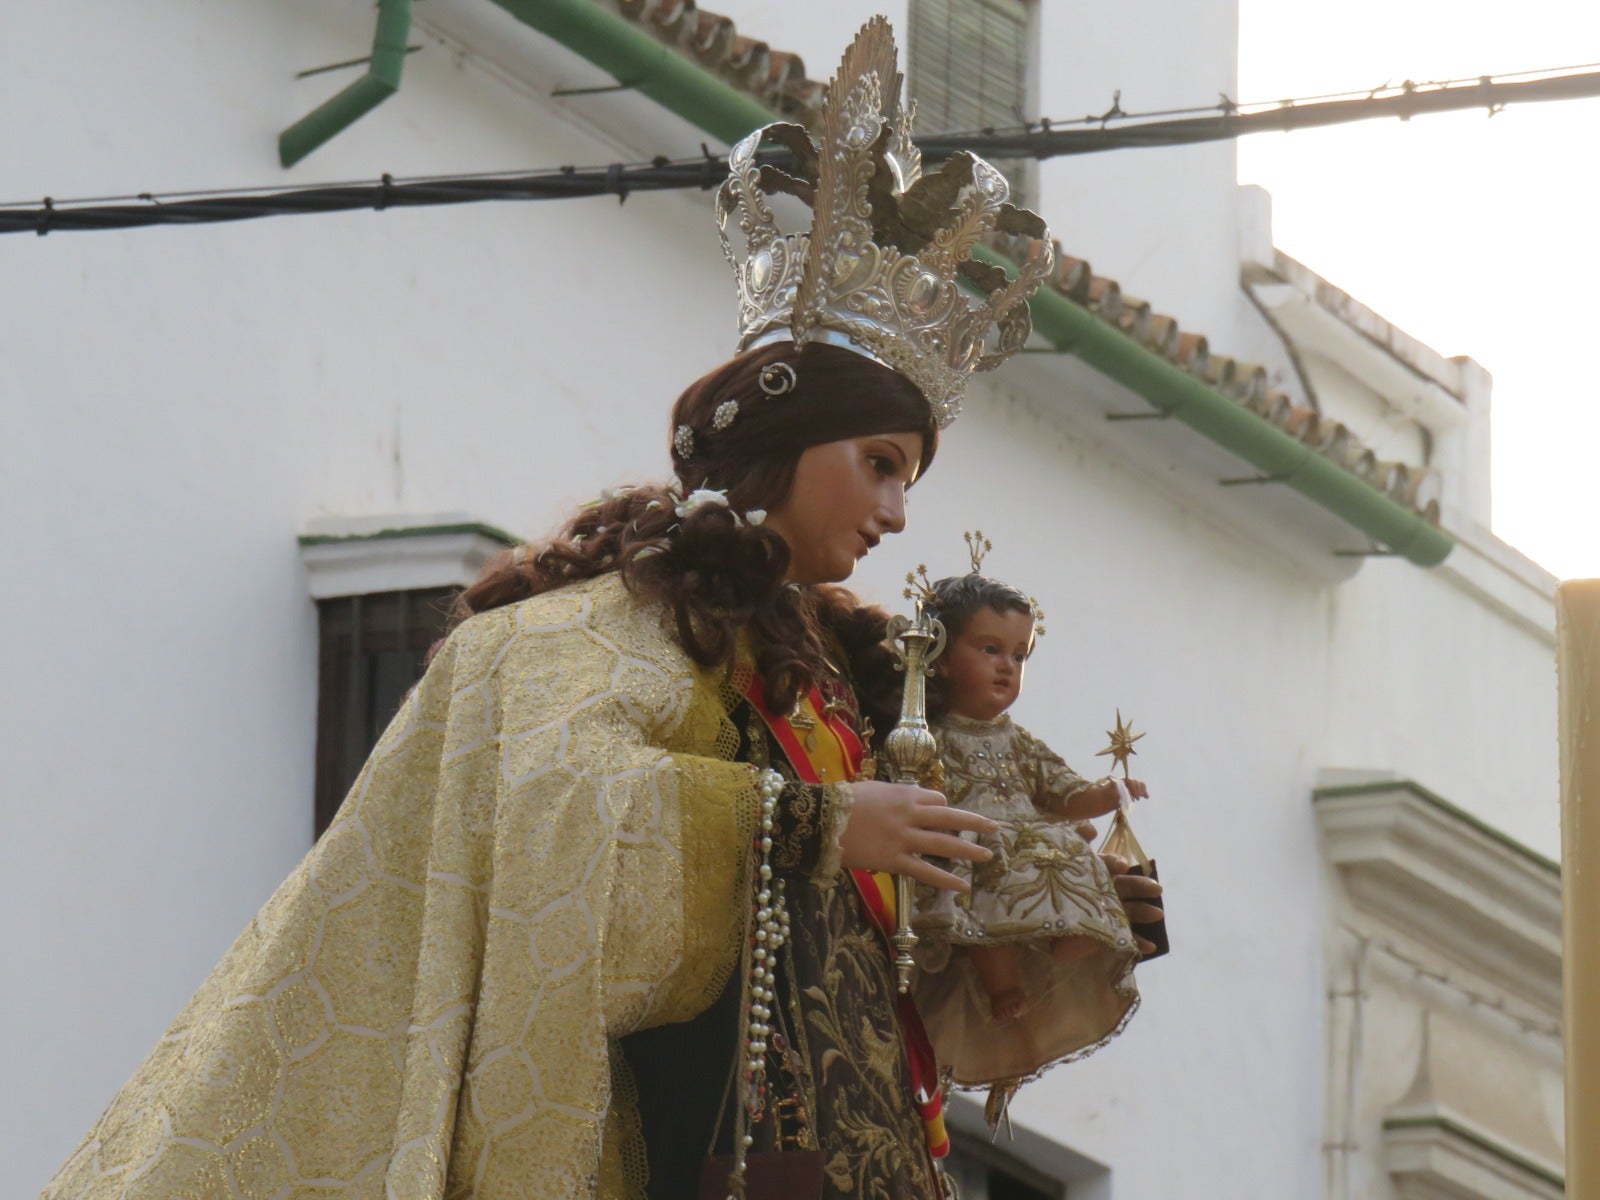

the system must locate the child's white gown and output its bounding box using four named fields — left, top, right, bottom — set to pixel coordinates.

left=913, top=713, right=1141, bottom=1086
